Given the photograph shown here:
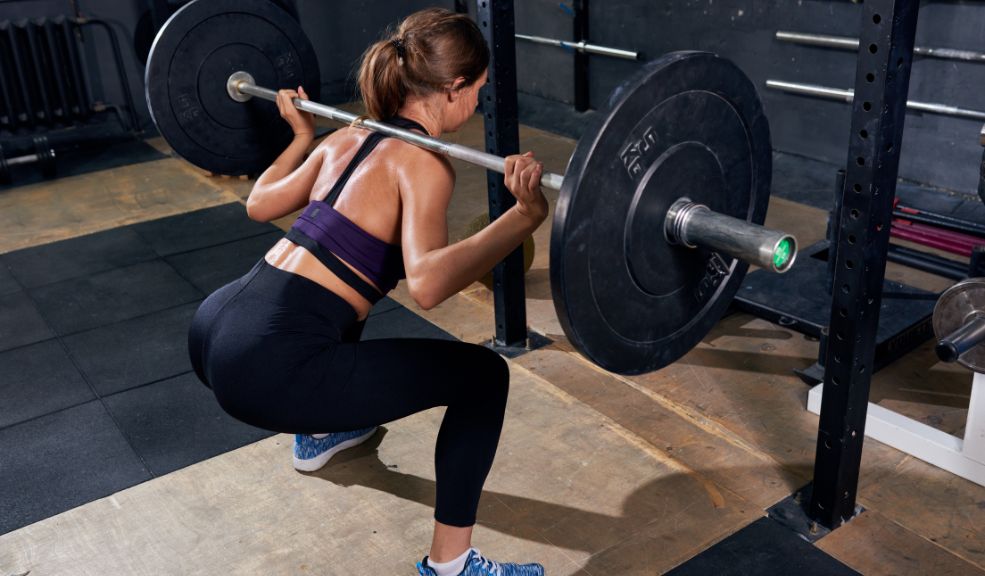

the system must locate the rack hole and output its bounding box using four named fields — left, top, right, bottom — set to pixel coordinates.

left=841, top=284, right=850, bottom=294
left=848, top=234, right=857, bottom=244
left=863, top=101, right=872, bottom=112
left=853, top=183, right=862, bottom=193
left=859, top=129, right=869, bottom=139
left=856, top=156, right=866, bottom=166
left=869, top=43, right=879, bottom=54
left=866, top=73, right=875, bottom=83
left=846, top=259, right=855, bottom=269
left=872, top=14, right=882, bottom=24
left=850, top=209, right=860, bottom=219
